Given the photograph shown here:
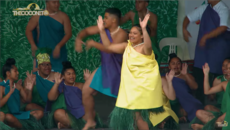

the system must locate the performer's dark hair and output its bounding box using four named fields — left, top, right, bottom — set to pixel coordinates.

left=224, top=57, right=230, bottom=61
left=105, top=8, right=121, bottom=19
left=144, top=0, right=150, bottom=3
left=168, top=53, right=182, bottom=64
left=2, top=58, right=16, bottom=79
left=136, top=0, right=150, bottom=3
left=132, top=24, right=151, bottom=35
left=61, top=61, right=75, bottom=75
